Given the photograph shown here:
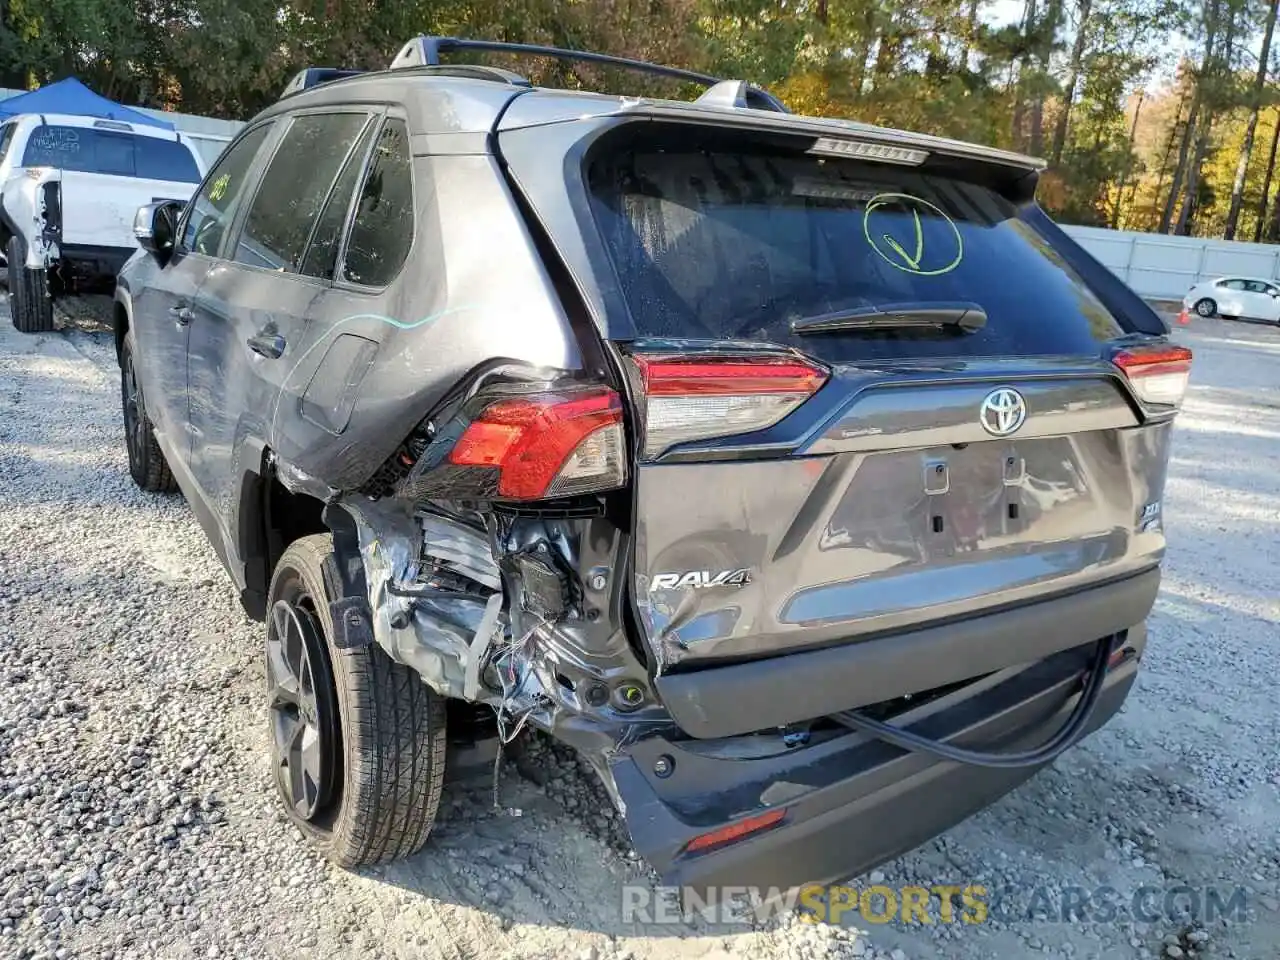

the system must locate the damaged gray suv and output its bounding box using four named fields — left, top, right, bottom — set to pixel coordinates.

left=114, top=36, right=1192, bottom=893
